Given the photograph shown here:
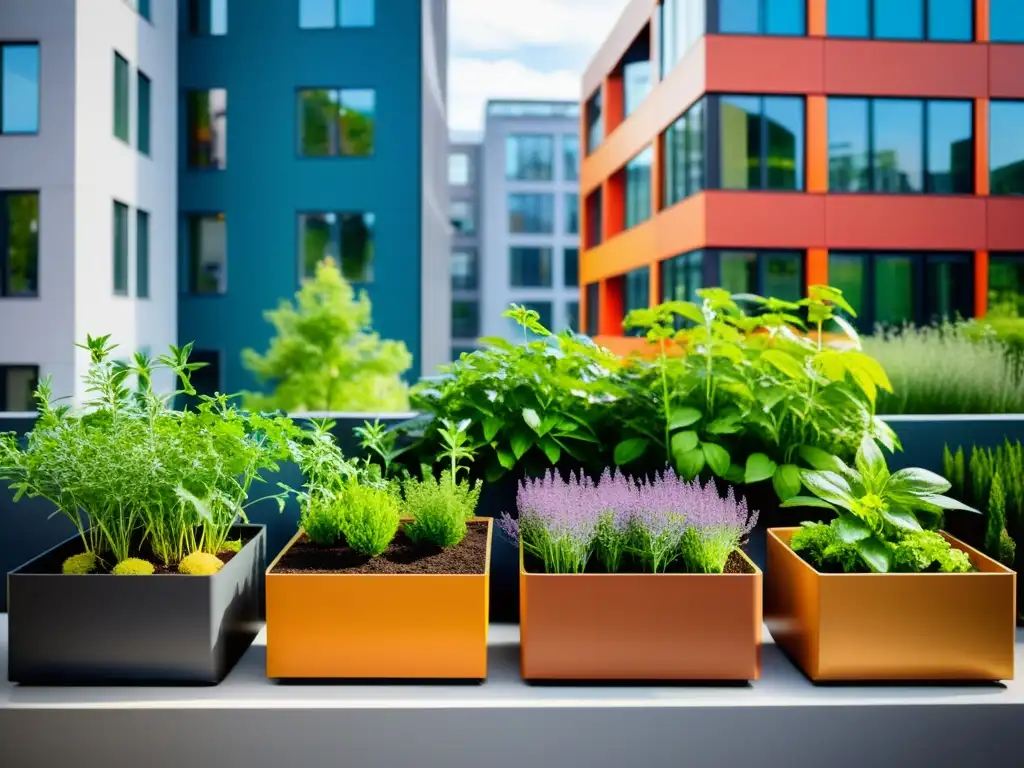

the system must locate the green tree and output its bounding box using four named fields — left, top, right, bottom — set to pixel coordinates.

left=241, top=258, right=411, bottom=413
